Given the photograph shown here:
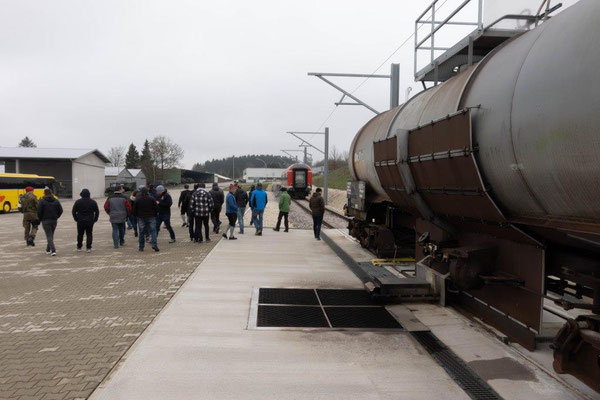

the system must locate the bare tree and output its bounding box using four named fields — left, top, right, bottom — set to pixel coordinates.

left=107, top=146, right=126, bottom=167
left=150, top=136, right=184, bottom=182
